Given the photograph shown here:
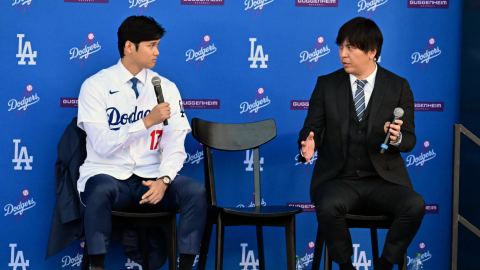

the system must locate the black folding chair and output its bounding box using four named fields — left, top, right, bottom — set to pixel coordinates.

left=191, top=118, right=302, bottom=270
left=311, top=214, right=407, bottom=270
left=80, top=209, right=179, bottom=270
